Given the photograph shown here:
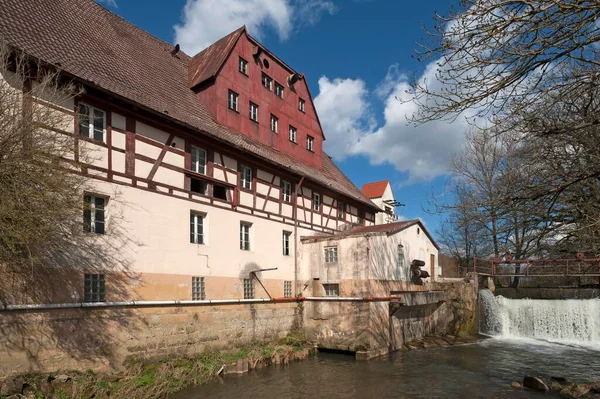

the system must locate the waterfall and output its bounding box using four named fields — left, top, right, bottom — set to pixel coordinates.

left=479, top=289, right=600, bottom=348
